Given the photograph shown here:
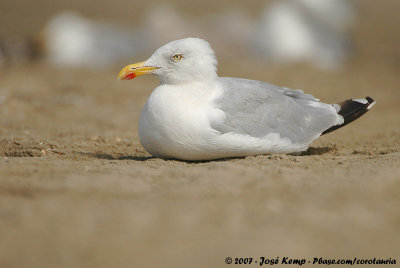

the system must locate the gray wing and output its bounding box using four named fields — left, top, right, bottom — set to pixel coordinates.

left=210, top=77, right=340, bottom=144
